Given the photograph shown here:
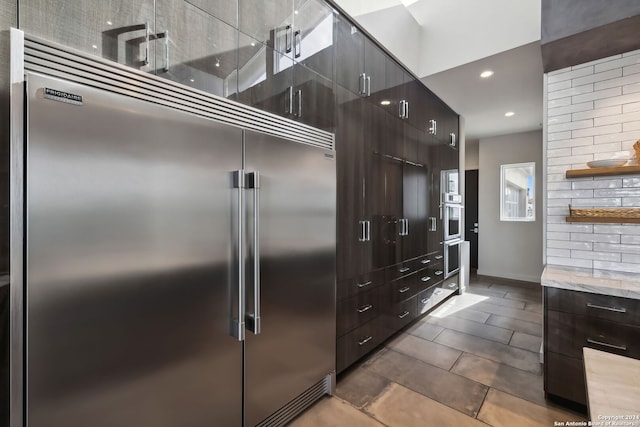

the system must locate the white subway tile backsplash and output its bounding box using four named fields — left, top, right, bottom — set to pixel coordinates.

left=569, top=198, right=622, bottom=207
left=572, top=87, right=622, bottom=104
left=549, top=240, right=593, bottom=250
left=595, top=91, right=640, bottom=108
left=622, top=198, right=640, bottom=207
left=594, top=55, right=640, bottom=73
left=593, top=260, right=640, bottom=273
left=622, top=254, right=640, bottom=264
left=571, top=232, right=620, bottom=243
left=548, top=223, right=593, bottom=233
left=572, top=123, right=622, bottom=138
left=549, top=102, right=593, bottom=117
left=624, top=63, right=640, bottom=76
left=548, top=231, right=570, bottom=240
left=573, top=68, right=622, bottom=87
left=573, top=105, right=621, bottom=121
left=547, top=182, right=572, bottom=191
left=623, top=120, right=640, bottom=132
left=548, top=131, right=572, bottom=142
left=548, top=154, right=593, bottom=166
left=548, top=248, right=571, bottom=257
left=549, top=119, right=593, bottom=133
left=594, top=72, right=640, bottom=90
left=547, top=165, right=570, bottom=175
left=550, top=84, right=594, bottom=101
left=547, top=148, right=573, bottom=158
left=622, top=235, right=640, bottom=245
left=594, top=224, right=640, bottom=235
left=572, top=179, right=622, bottom=189
left=548, top=97, right=572, bottom=109
left=594, top=129, right=640, bottom=144
left=594, top=188, right=640, bottom=198
left=572, top=250, right=621, bottom=262
left=547, top=257, right=593, bottom=269
left=572, top=141, right=621, bottom=155
left=623, top=83, right=640, bottom=95
left=547, top=66, right=592, bottom=83
left=594, top=242, right=640, bottom=254
left=578, top=55, right=623, bottom=69
left=548, top=173, right=567, bottom=183
left=548, top=189, right=594, bottom=199
left=594, top=110, right=640, bottom=126
left=623, top=178, right=640, bottom=187
left=547, top=197, right=572, bottom=207
left=547, top=114, right=572, bottom=125
left=547, top=216, right=567, bottom=224
left=547, top=80, right=572, bottom=92
left=623, top=102, right=640, bottom=113
left=548, top=137, right=593, bottom=150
